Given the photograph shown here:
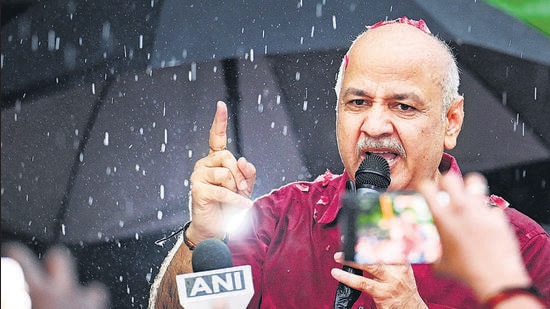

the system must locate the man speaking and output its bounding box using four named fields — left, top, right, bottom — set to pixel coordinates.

left=150, top=17, right=550, bottom=308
